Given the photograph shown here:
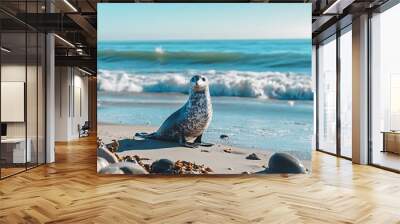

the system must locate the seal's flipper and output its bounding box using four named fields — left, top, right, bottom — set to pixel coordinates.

left=135, top=132, right=157, bottom=139
left=200, top=142, right=214, bottom=147
left=182, top=142, right=200, bottom=148
left=194, top=135, right=214, bottom=147
left=135, top=132, right=147, bottom=137
left=194, top=135, right=202, bottom=143
left=179, top=132, right=200, bottom=148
